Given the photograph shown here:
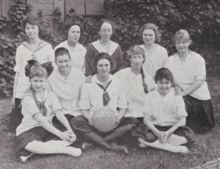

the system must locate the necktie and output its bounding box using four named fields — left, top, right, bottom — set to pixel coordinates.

left=96, top=80, right=112, bottom=106
left=32, top=90, right=48, bottom=116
